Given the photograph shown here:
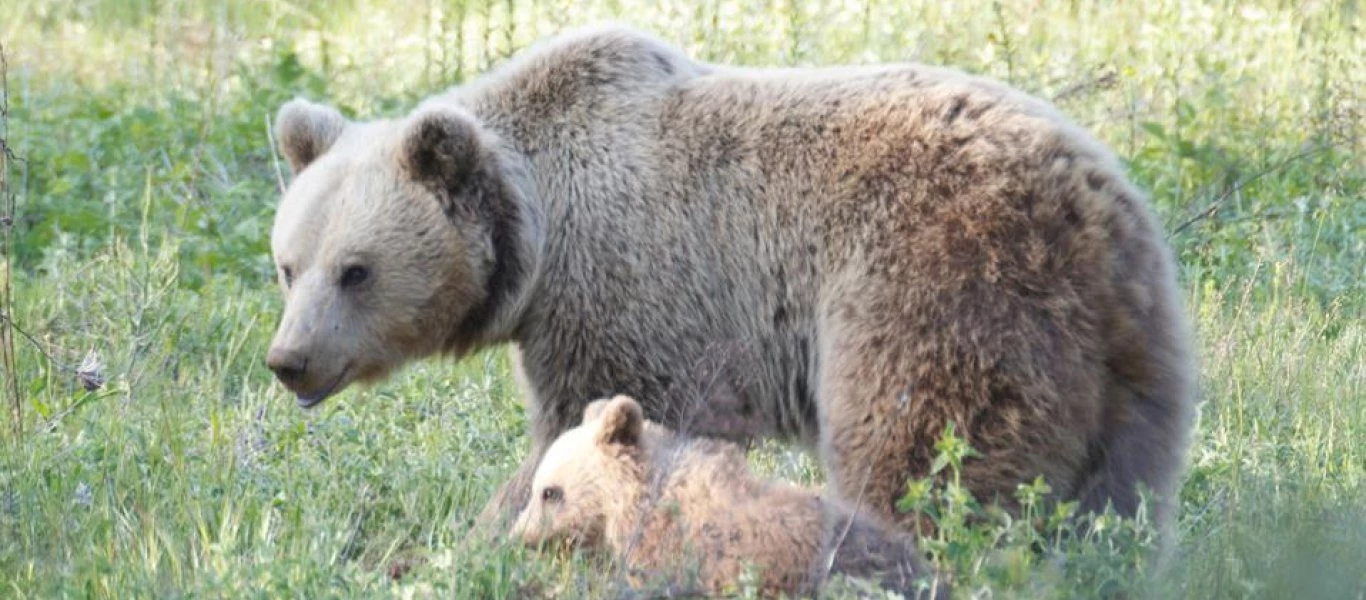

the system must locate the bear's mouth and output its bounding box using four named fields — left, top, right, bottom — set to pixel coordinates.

left=296, top=364, right=351, bottom=409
